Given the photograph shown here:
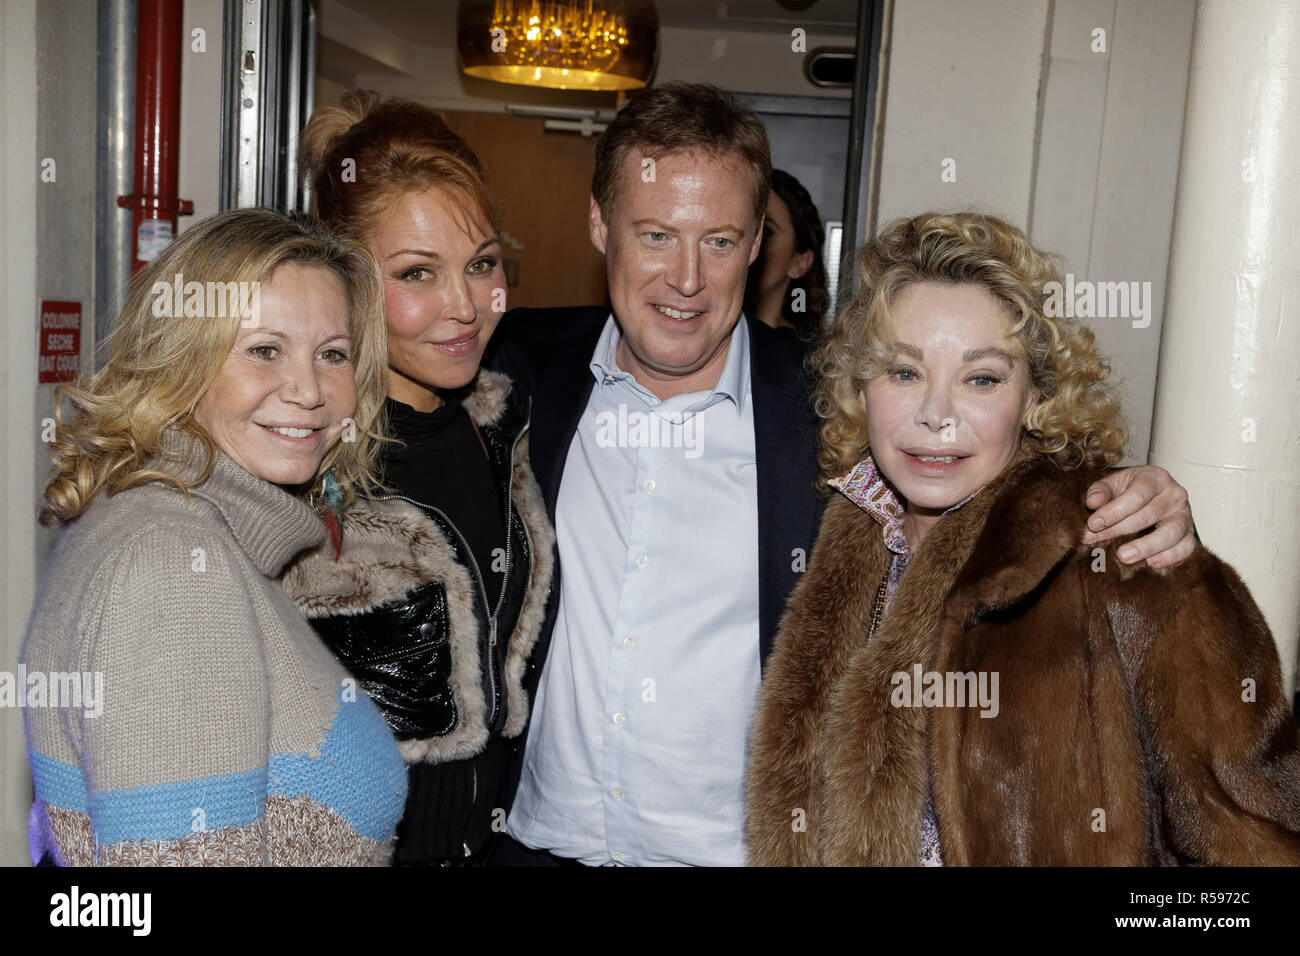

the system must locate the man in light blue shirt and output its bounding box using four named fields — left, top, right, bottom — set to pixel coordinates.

left=506, top=308, right=763, bottom=866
